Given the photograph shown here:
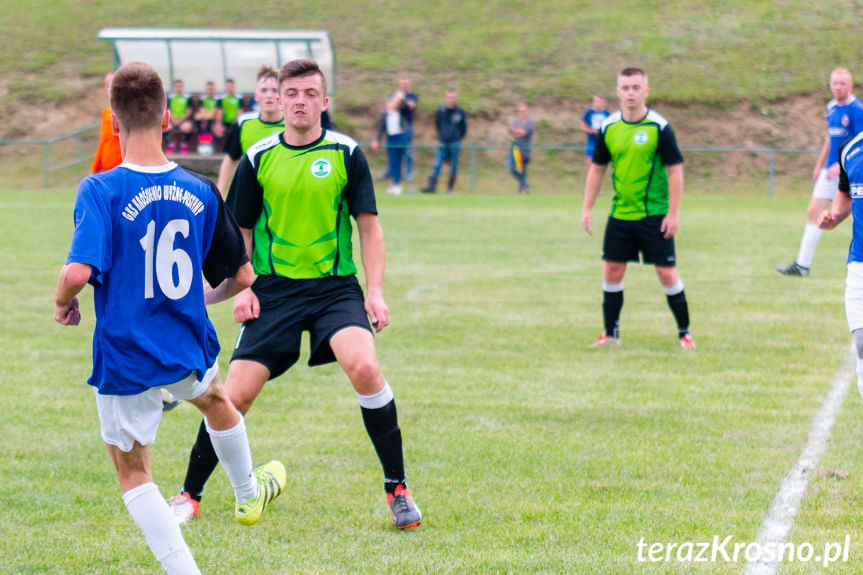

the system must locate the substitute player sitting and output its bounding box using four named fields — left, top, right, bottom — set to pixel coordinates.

left=54, top=61, right=285, bottom=575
